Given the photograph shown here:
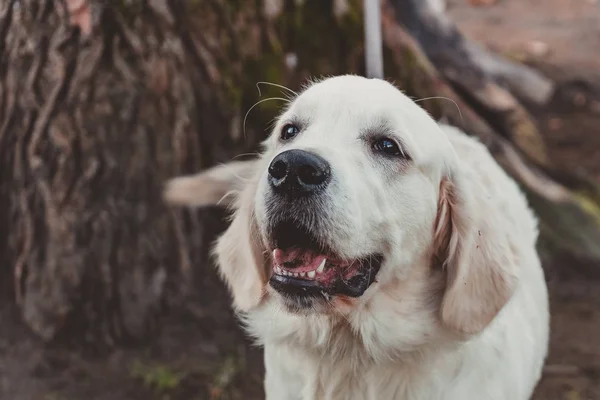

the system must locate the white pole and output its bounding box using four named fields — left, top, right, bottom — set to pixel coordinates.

left=363, top=0, right=384, bottom=79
